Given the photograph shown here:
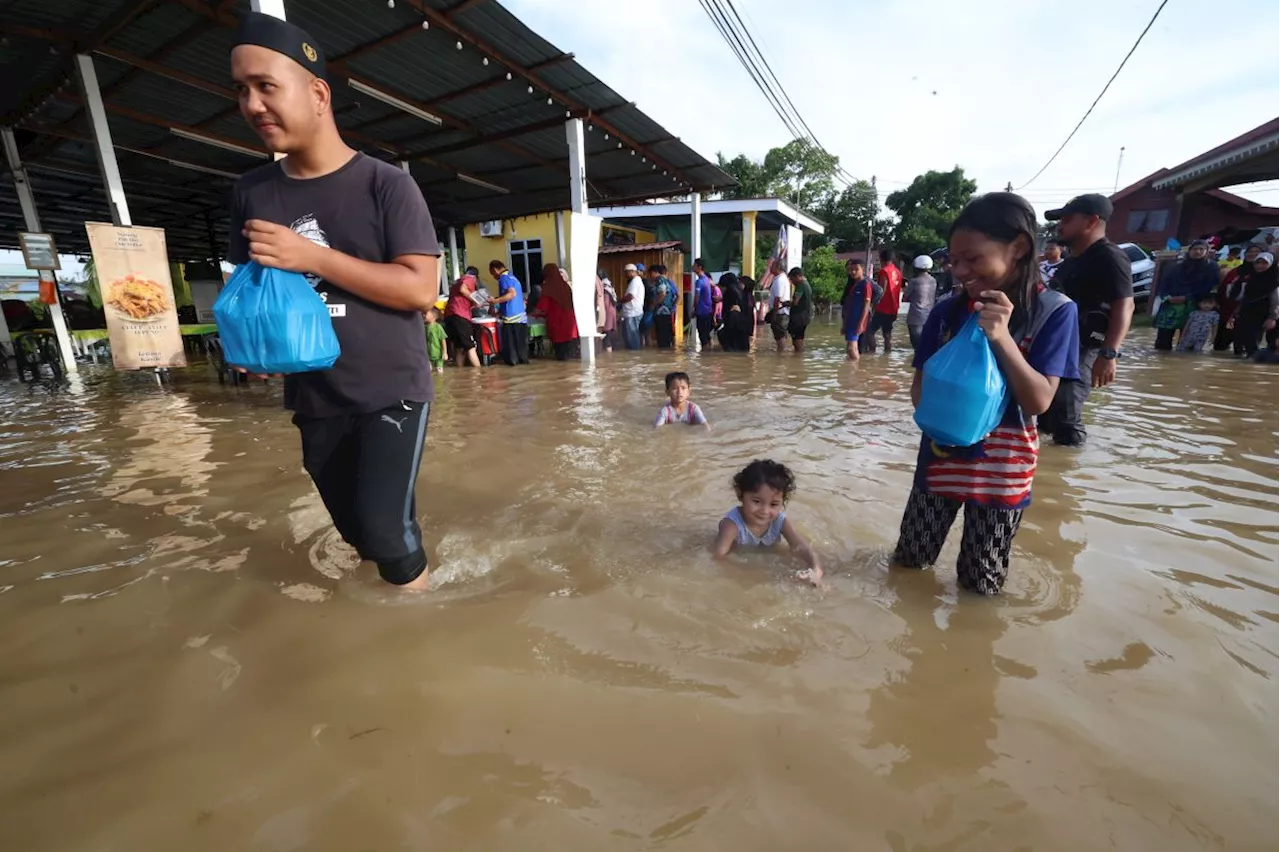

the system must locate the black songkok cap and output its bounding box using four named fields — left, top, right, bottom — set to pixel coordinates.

left=232, top=12, right=326, bottom=80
